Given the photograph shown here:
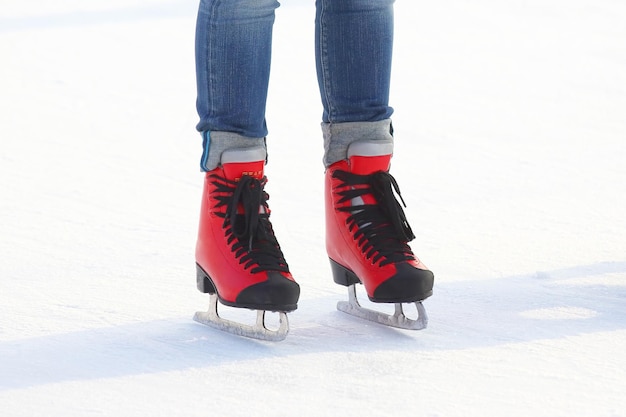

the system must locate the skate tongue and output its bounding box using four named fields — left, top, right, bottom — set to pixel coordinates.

left=221, top=146, right=266, bottom=181
left=347, top=140, right=393, bottom=175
